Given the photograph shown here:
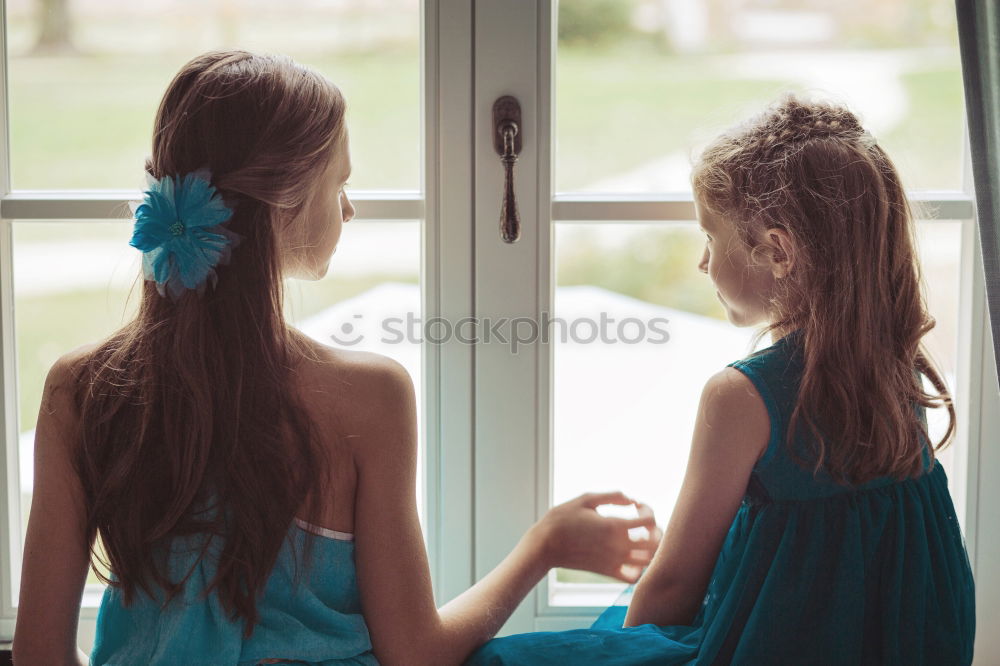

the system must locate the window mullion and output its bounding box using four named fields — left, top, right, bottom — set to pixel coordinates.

left=0, top=0, right=19, bottom=641
left=0, top=218, right=18, bottom=639
left=422, top=0, right=476, bottom=606
left=472, top=0, right=554, bottom=635
left=551, top=194, right=974, bottom=223
left=0, top=193, right=424, bottom=221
